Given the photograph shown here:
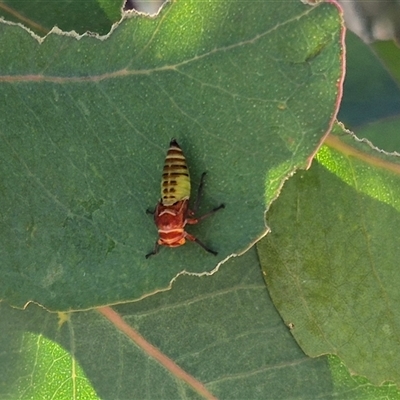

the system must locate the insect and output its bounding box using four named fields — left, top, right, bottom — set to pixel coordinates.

left=146, top=139, right=224, bottom=258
